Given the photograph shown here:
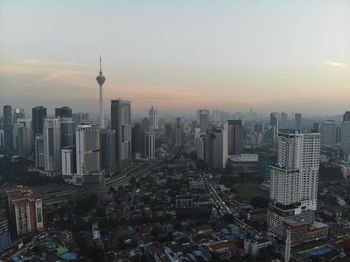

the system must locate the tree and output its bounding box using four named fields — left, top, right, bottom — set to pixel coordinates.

left=251, top=196, right=268, bottom=208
